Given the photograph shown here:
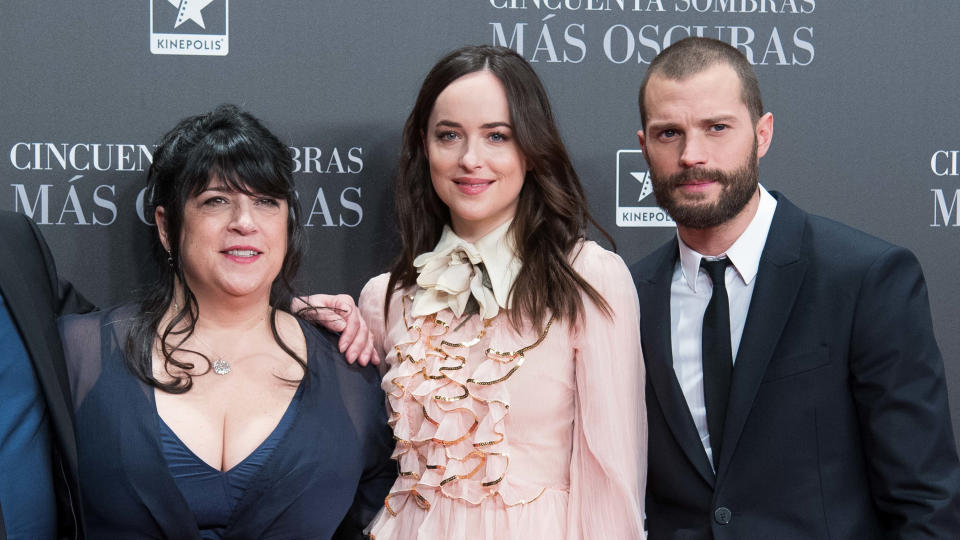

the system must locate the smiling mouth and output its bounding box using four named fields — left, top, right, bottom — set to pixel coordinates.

left=454, top=178, right=494, bottom=194
left=223, top=249, right=261, bottom=257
